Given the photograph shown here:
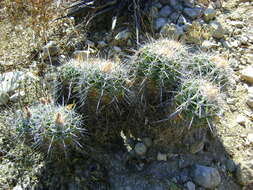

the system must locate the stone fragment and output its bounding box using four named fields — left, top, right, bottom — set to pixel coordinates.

left=134, top=142, right=147, bottom=156
left=154, top=18, right=167, bottom=30
left=203, top=8, right=216, bottom=22
left=225, top=159, right=236, bottom=173
left=236, top=114, right=246, bottom=125
left=0, top=92, right=9, bottom=105
left=159, top=6, right=173, bottom=18
left=186, top=181, right=195, bottom=190
left=210, top=21, right=224, bottom=39
left=157, top=152, right=167, bottom=161
left=236, top=161, right=253, bottom=185
left=160, top=24, right=184, bottom=40
left=241, top=66, right=253, bottom=84
left=42, top=41, right=59, bottom=59
left=191, top=165, right=221, bottom=189
left=183, top=7, right=203, bottom=19
left=114, top=30, right=132, bottom=44
left=142, top=137, right=152, bottom=148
